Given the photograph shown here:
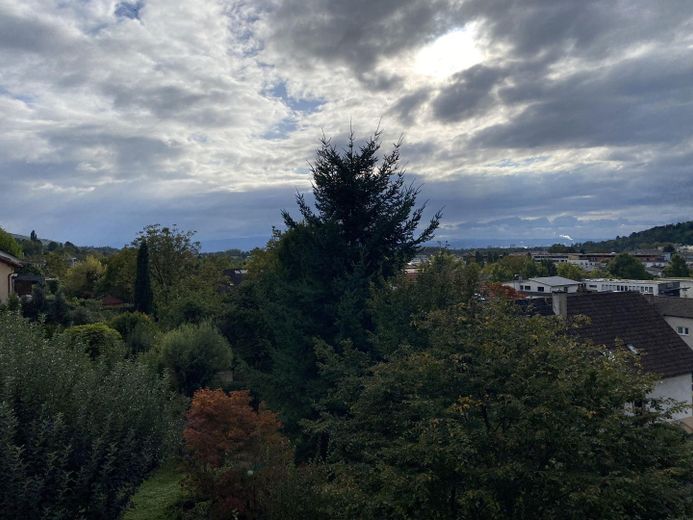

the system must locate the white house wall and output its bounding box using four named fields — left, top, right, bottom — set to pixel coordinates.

left=648, top=373, right=693, bottom=421
left=663, top=316, right=693, bottom=350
